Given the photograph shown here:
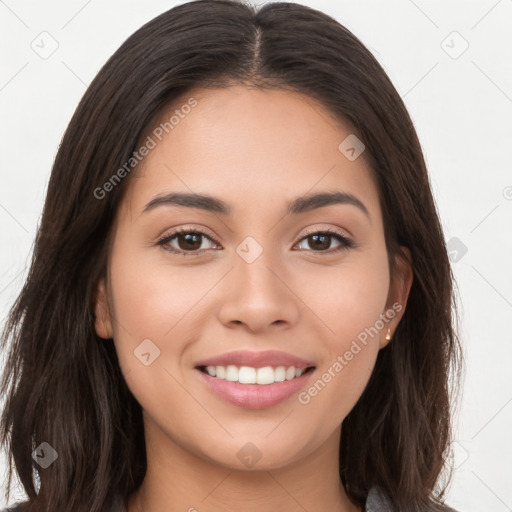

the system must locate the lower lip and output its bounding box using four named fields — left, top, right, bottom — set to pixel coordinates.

left=196, top=368, right=315, bottom=410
